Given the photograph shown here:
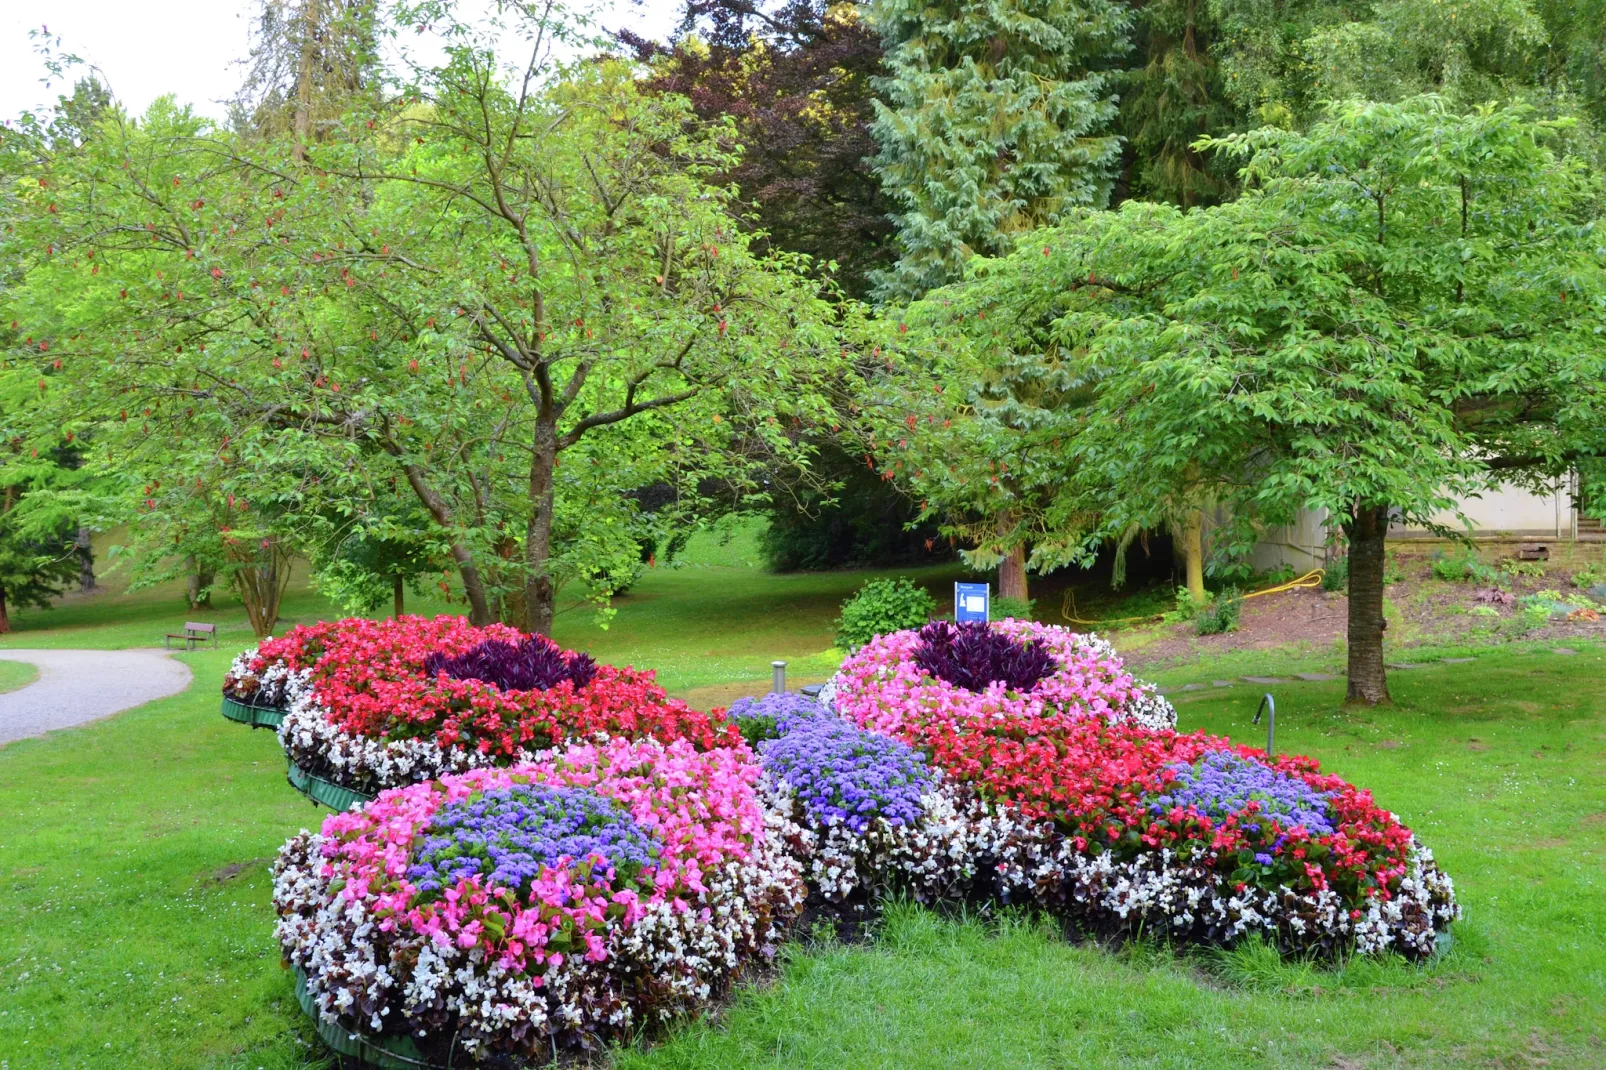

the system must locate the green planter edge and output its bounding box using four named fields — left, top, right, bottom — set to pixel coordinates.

left=220, top=695, right=287, bottom=730
left=292, top=964, right=433, bottom=1069
left=286, top=758, right=376, bottom=812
